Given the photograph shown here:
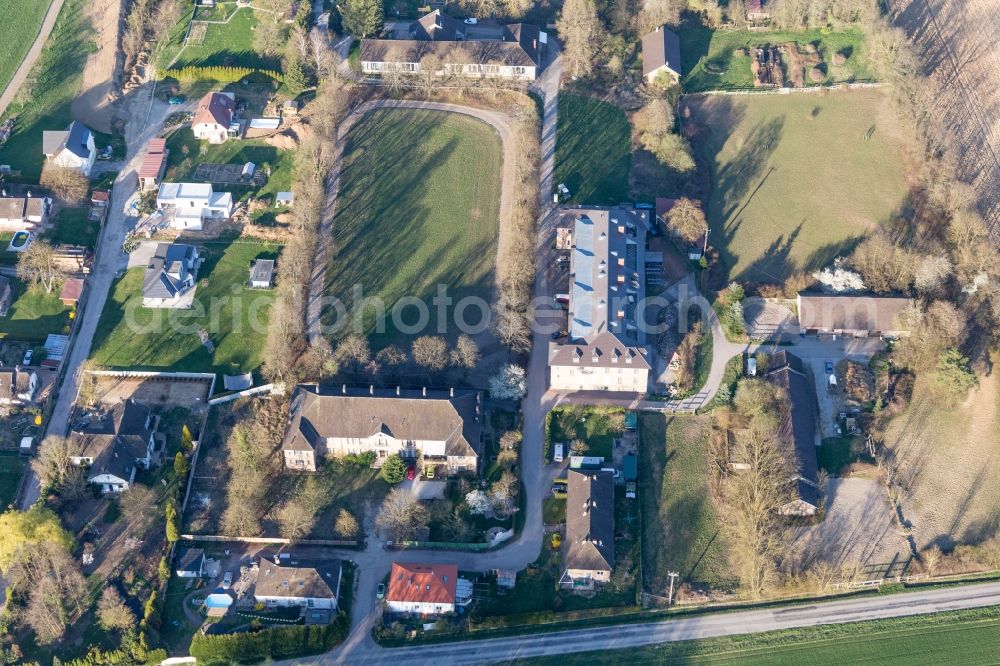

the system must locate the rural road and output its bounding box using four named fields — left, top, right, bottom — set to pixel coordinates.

left=280, top=580, right=1000, bottom=664
left=0, top=0, right=64, bottom=118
